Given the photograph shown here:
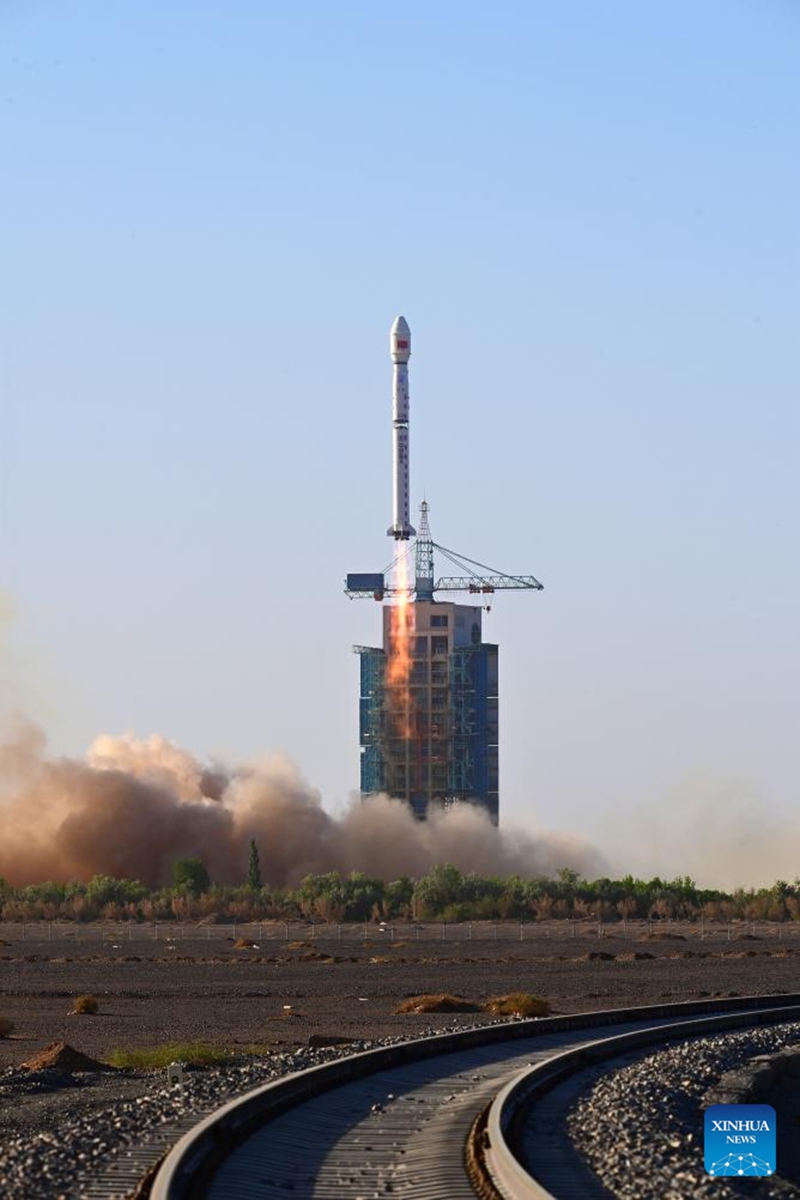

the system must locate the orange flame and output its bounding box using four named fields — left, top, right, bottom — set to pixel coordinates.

left=386, top=550, right=414, bottom=740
